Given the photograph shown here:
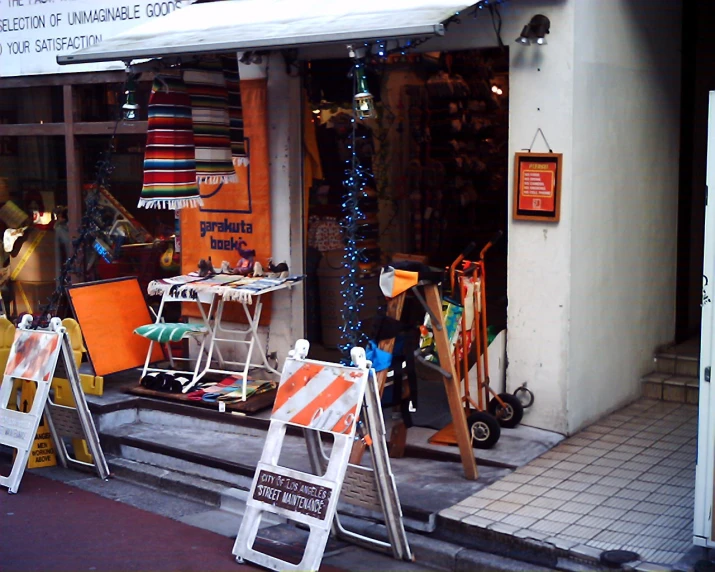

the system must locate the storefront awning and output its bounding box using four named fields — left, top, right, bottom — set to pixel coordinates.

left=57, top=0, right=480, bottom=66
